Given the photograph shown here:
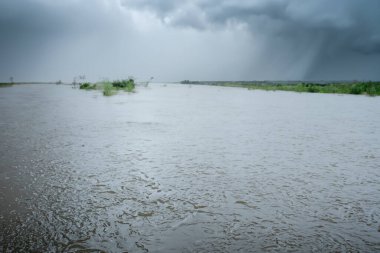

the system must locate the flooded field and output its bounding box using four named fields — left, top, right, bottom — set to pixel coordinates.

left=1, top=84, right=380, bottom=252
